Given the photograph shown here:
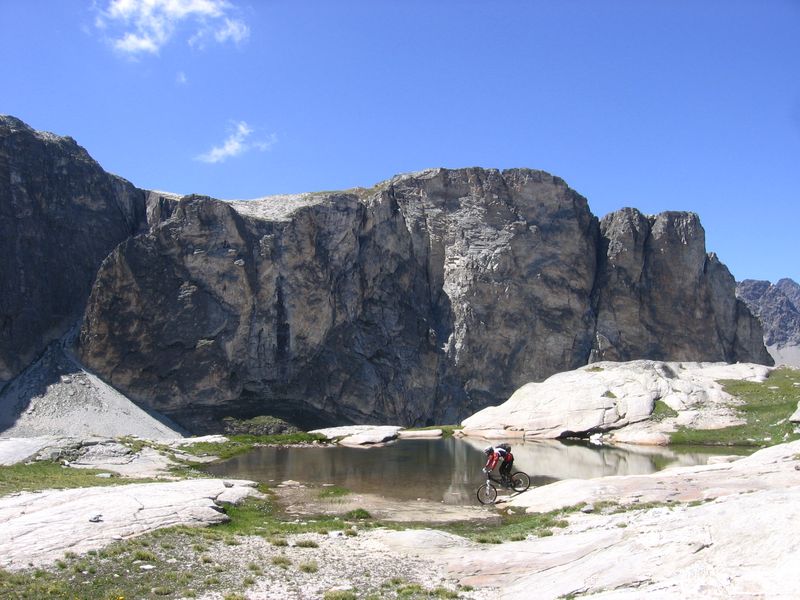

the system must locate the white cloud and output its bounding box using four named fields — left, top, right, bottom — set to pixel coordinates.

left=195, top=121, right=277, bottom=164
left=95, top=0, right=249, bottom=57
left=215, top=17, right=249, bottom=44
